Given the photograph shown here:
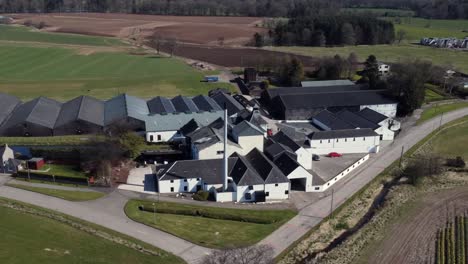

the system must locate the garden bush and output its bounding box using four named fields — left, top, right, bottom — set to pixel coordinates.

left=192, top=190, right=209, bottom=201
